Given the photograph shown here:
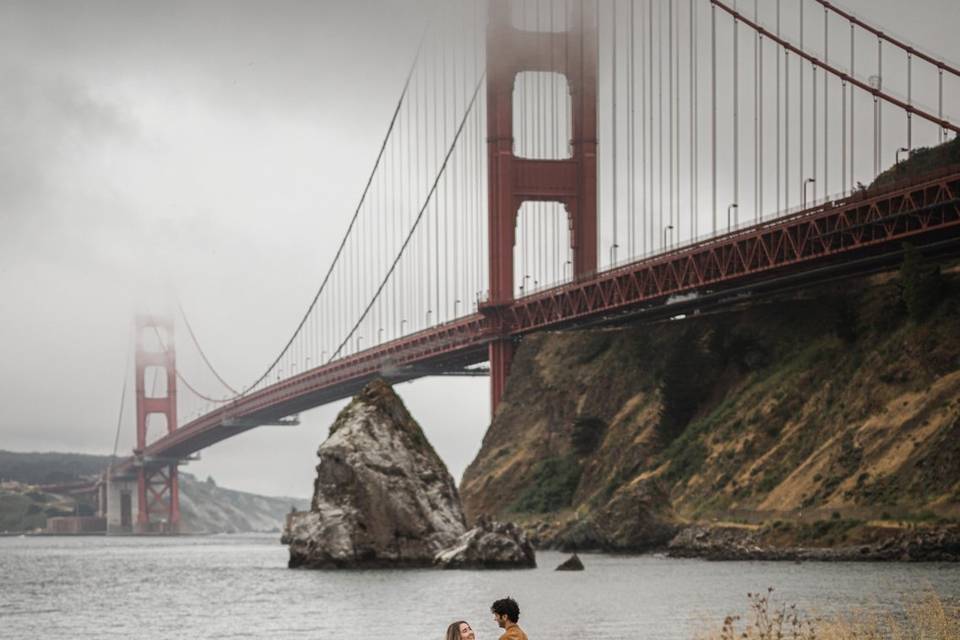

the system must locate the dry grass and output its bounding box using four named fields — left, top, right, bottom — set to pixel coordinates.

left=699, top=588, right=960, bottom=640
